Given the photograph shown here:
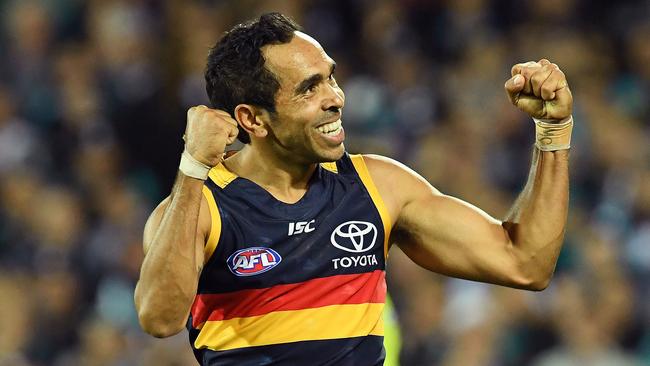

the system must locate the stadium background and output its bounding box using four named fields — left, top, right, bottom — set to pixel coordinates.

left=0, top=0, right=649, bottom=365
